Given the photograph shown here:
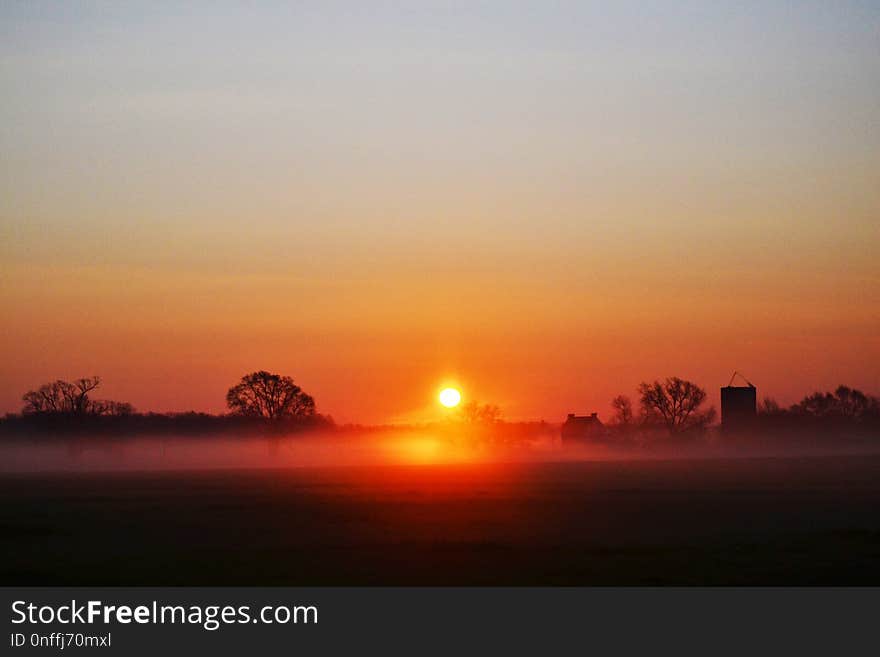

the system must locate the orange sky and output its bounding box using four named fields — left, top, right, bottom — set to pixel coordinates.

left=1, top=3, right=878, bottom=423
left=2, top=252, right=877, bottom=423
